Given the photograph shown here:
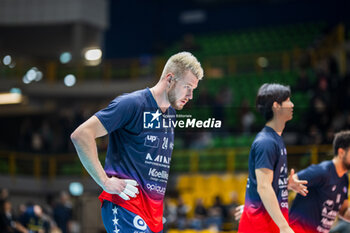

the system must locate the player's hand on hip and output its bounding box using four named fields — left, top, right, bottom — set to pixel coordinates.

left=287, top=168, right=308, bottom=196
left=103, top=177, right=139, bottom=200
